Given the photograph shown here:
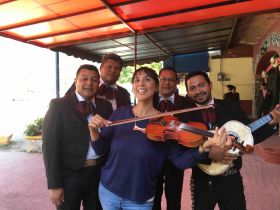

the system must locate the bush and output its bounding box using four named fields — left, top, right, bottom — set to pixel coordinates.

left=24, top=117, right=44, bottom=136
